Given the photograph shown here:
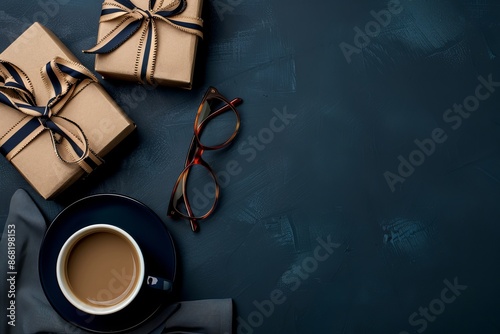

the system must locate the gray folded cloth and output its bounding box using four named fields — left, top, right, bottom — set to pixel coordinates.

left=0, top=189, right=233, bottom=334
